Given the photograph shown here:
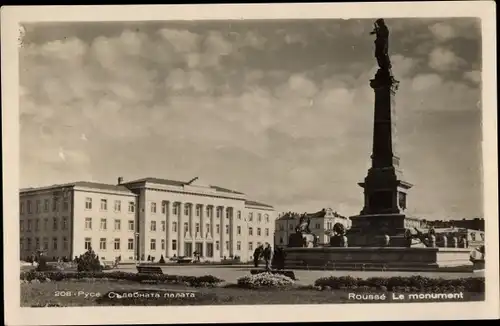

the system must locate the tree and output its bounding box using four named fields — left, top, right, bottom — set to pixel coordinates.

left=77, top=246, right=103, bottom=272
